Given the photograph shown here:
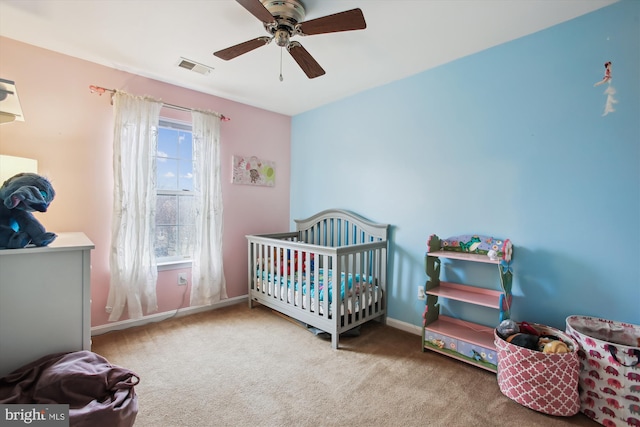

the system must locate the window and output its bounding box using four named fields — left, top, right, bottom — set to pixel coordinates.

left=155, top=119, right=195, bottom=262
